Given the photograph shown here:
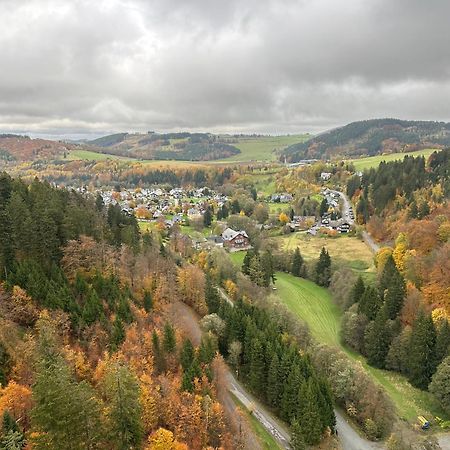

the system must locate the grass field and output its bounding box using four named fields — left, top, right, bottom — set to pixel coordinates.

left=217, top=135, right=310, bottom=162
left=348, top=148, right=440, bottom=171
left=279, top=233, right=376, bottom=279
left=275, top=272, right=449, bottom=423
left=66, top=149, right=134, bottom=161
